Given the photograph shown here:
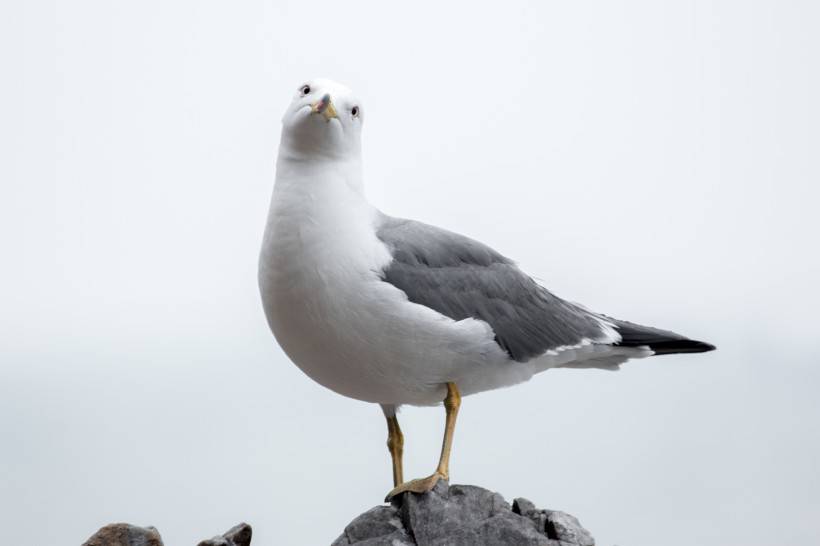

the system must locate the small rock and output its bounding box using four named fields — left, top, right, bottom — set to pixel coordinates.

left=514, top=498, right=595, bottom=546
left=544, top=511, right=595, bottom=546
left=82, top=523, right=163, bottom=546
left=196, top=523, right=252, bottom=546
